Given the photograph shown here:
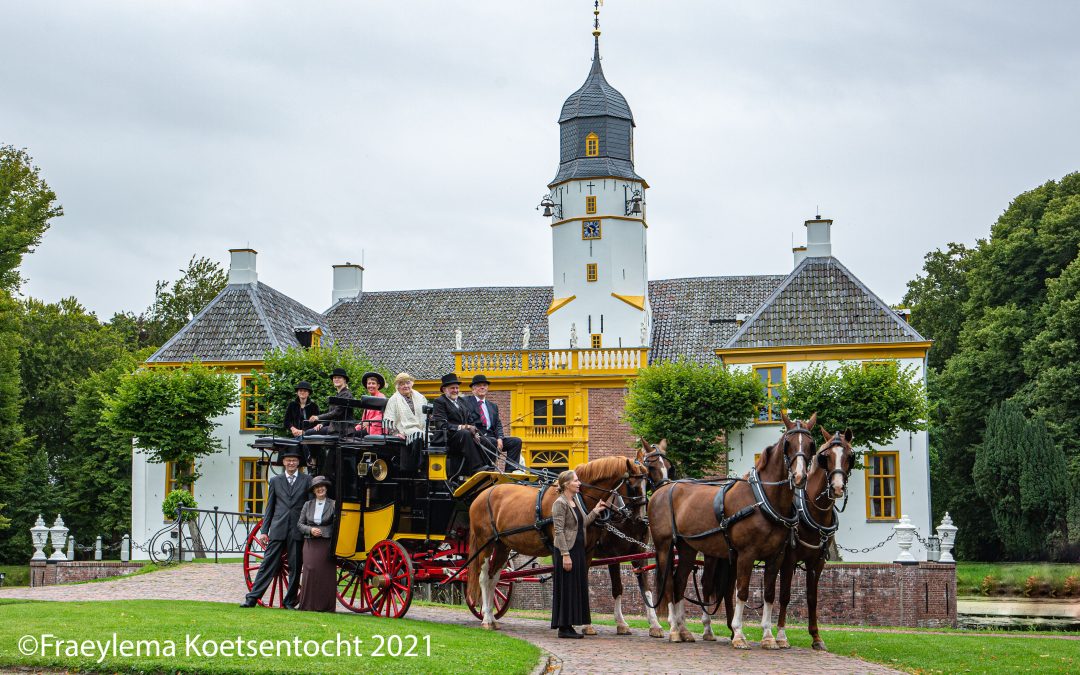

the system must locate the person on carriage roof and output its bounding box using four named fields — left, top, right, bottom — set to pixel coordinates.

left=309, top=367, right=354, bottom=436
left=284, top=381, right=319, bottom=438
left=431, top=372, right=492, bottom=475
left=382, top=372, right=428, bottom=473
left=353, top=370, right=386, bottom=436
left=464, top=374, right=522, bottom=468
